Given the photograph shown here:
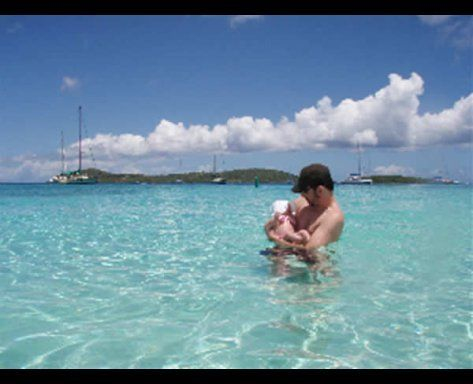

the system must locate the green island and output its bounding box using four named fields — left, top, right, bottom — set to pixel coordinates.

left=82, top=168, right=429, bottom=185
left=369, top=175, right=429, bottom=184
left=83, top=168, right=297, bottom=184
